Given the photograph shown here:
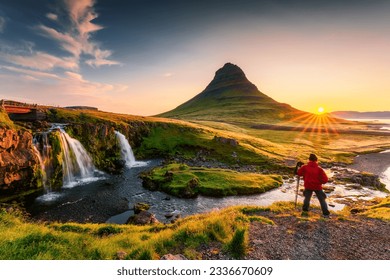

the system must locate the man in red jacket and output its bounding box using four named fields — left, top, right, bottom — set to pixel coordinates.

left=296, top=153, right=330, bottom=218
